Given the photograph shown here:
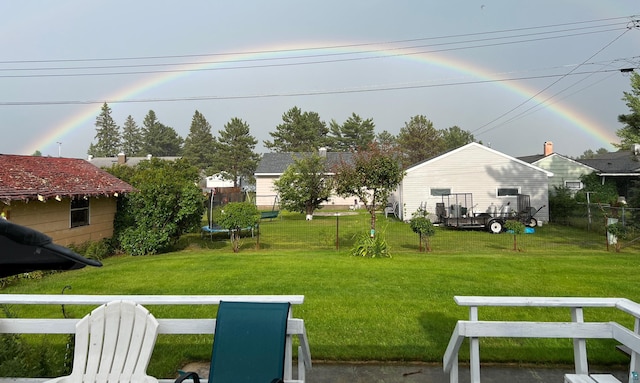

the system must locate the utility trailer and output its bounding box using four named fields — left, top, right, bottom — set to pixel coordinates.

left=436, top=193, right=541, bottom=234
